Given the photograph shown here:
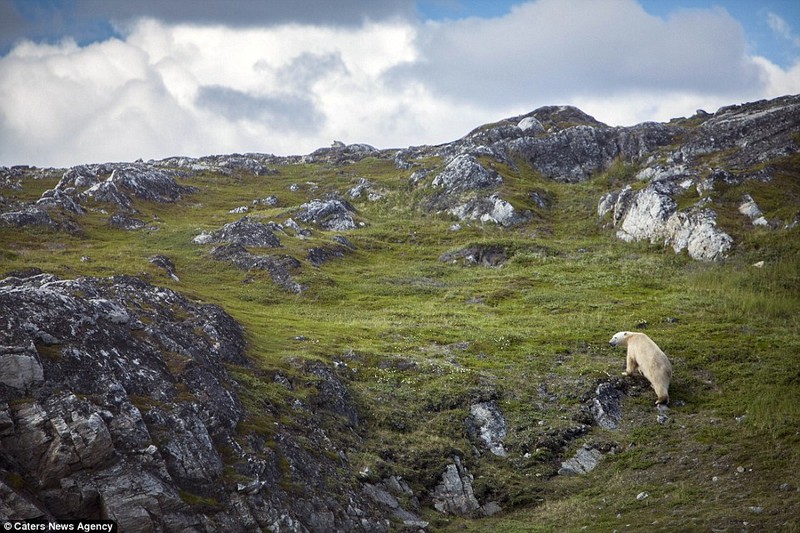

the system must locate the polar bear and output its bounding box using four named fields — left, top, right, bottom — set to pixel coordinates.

left=609, top=331, right=672, bottom=405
